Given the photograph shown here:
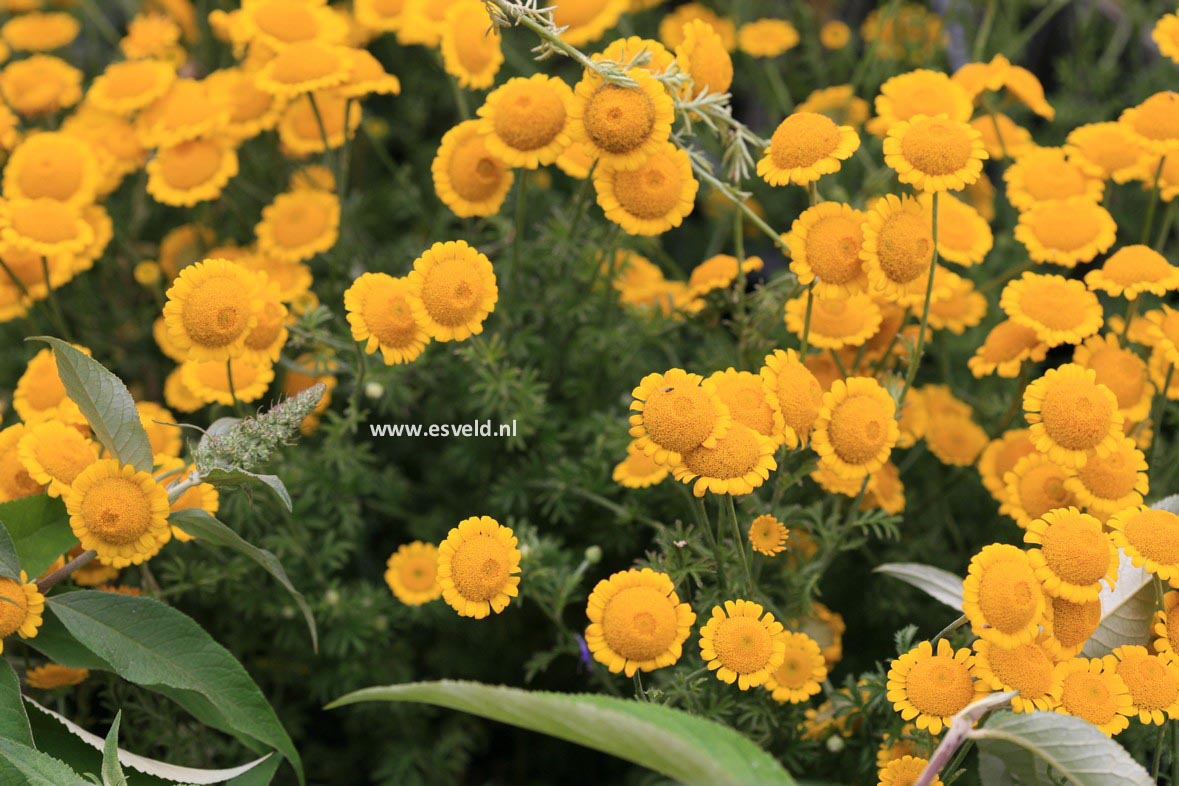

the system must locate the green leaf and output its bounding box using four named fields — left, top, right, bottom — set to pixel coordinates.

left=101, top=712, right=127, bottom=786
left=873, top=563, right=963, bottom=611
left=1082, top=550, right=1153, bottom=657
left=0, top=520, right=19, bottom=579
left=969, top=711, right=1152, bottom=785
left=0, top=738, right=86, bottom=786
left=0, top=660, right=33, bottom=747
left=327, top=680, right=794, bottom=786
left=169, top=509, right=316, bottom=651
left=227, top=755, right=280, bottom=786
left=47, top=591, right=303, bottom=784
left=0, top=495, right=75, bottom=578
left=201, top=469, right=292, bottom=511
left=29, top=337, right=153, bottom=472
